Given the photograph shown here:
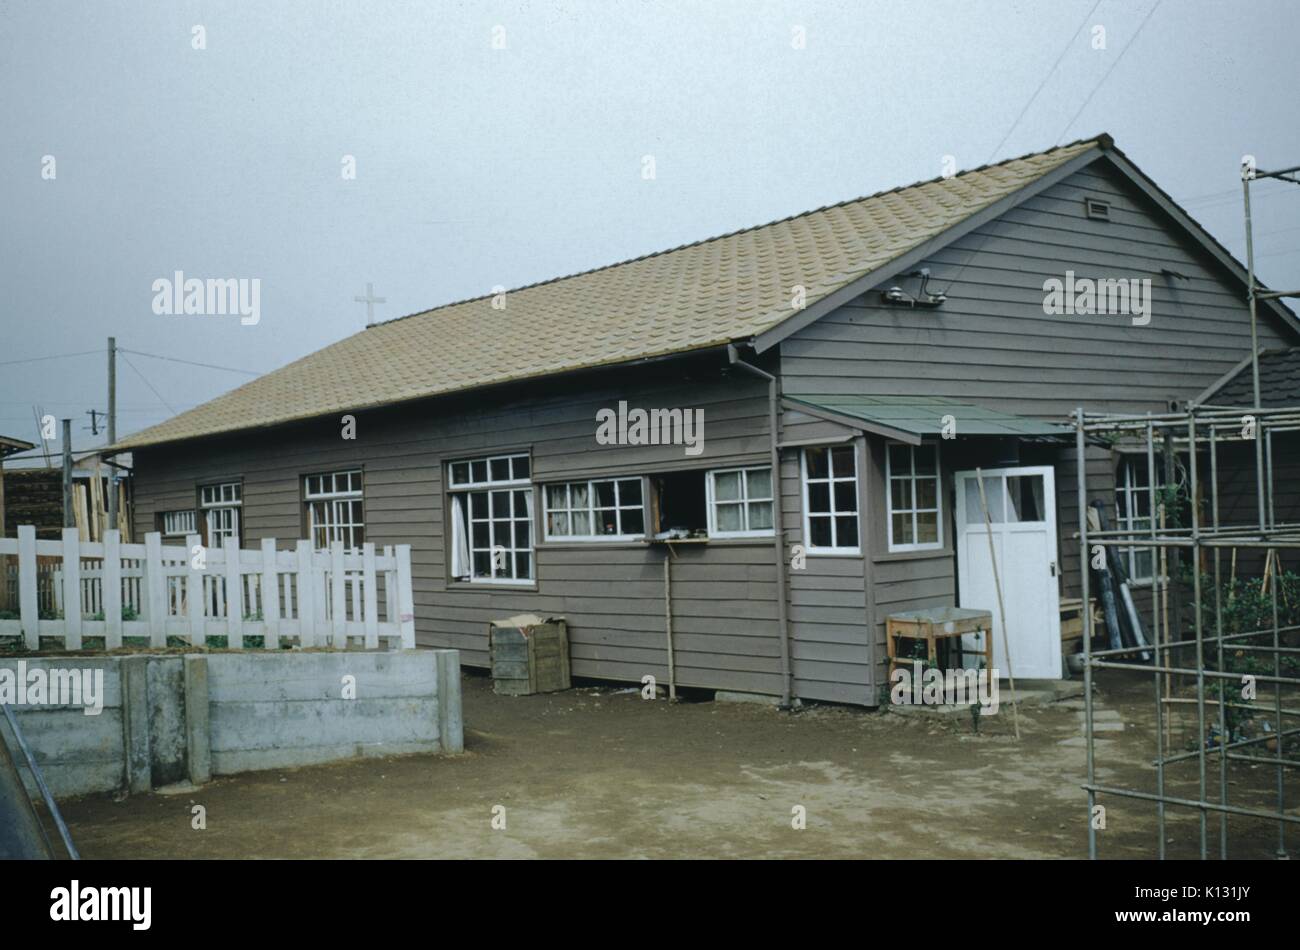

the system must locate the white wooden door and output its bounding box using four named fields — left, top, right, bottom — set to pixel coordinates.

left=954, top=466, right=1061, bottom=680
